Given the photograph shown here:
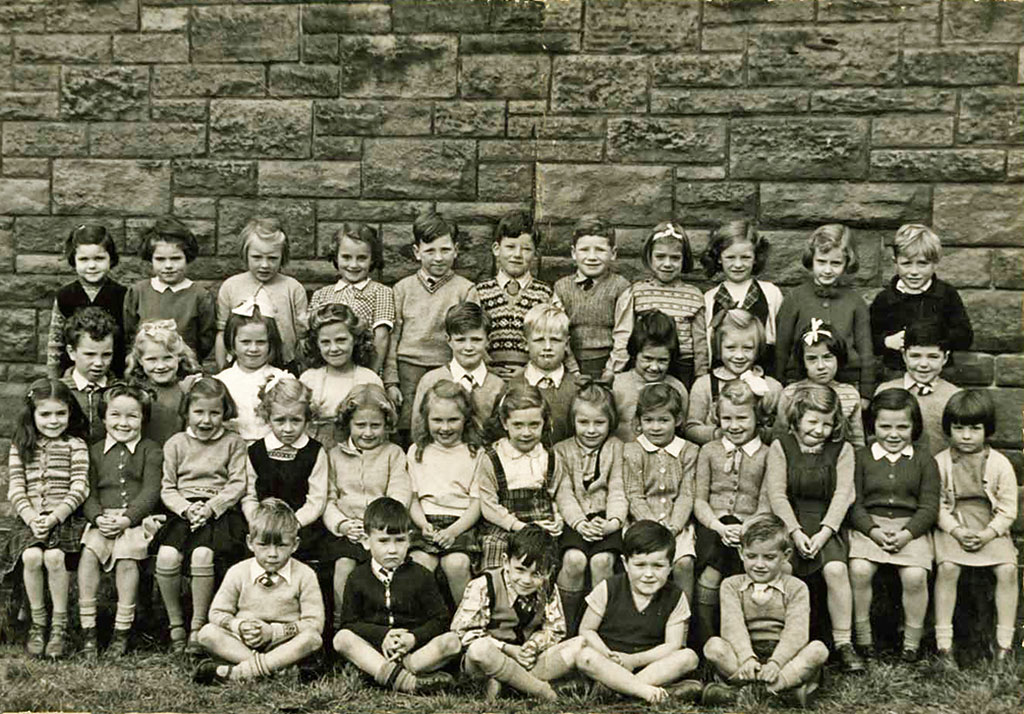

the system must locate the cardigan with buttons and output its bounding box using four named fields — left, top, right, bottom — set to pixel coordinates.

left=849, top=445, right=940, bottom=539
left=82, top=437, right=163, bottom=526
